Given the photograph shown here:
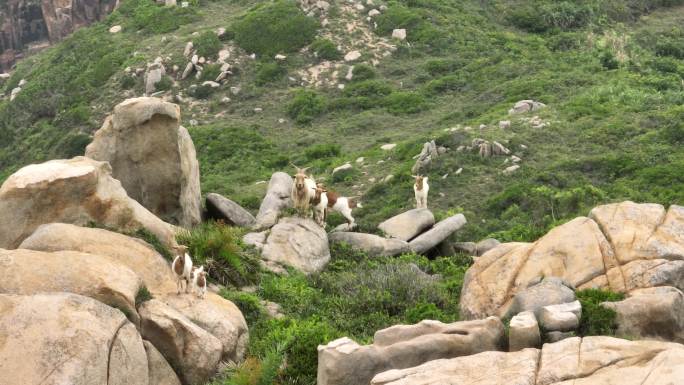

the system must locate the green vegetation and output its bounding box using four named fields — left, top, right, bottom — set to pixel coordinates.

left=135, top=285, right=153, bottom=306
left=233, top=0, right=319, bottom=56
left=311, top=38, right=341, bottom=61
left=576, top=289, right=625, bottom=336
left=255, top=61, right=286, bottom=85
left=287, top=89, right=327, bottom=124
left=194, top=31, right=222, bottom=58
